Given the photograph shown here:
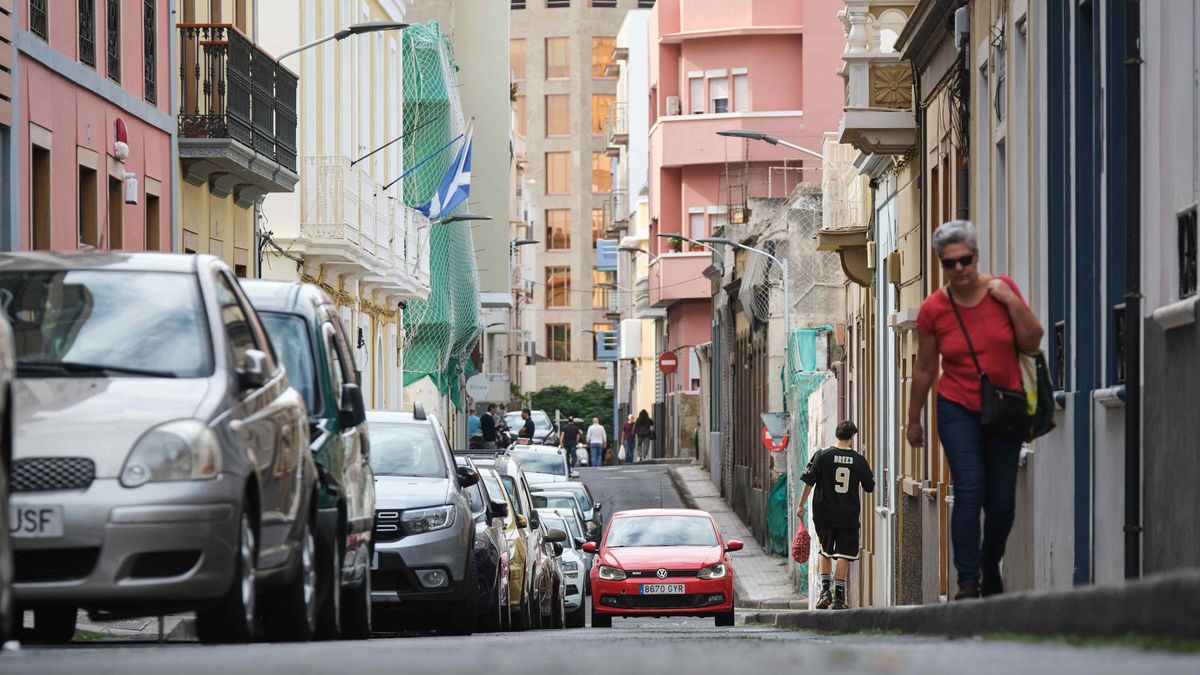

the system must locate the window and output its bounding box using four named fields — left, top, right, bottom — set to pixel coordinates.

left=143, top=0, right=157, bottom=103
left=79, top=0, right=96, bottom=67
left=514, top=95, right=527, bottom=136
left=511, top=1, right=526, bottom=8
left=689, top=77, right=704, bottom=114
left=591, top=152, right=612, bottom=193
left=547, top=0, right=570, bottom=7
left=592, top=0, right=617, bottom=7
left=78, top=165, right=98, bottom=248
left=30, top=0, right=48, bottom=40
left=1180, top=206, right=1198, bottom=298
left=545, top=152, right=570, bottom=194
left=710, top=76, right=729, bottom=114
left=709, top=209, right=729, bottom=233
left=546, top=37, right=570, bottom=79
left=546, top=209, right=571, bottom=250
left=592, top=94, right=615, bottom=135
left=592, top=208, right=603, bottom=247
left=107, top=176, right=123, bottom=249
left=546, top=266, right=570, bottom=307
left=546, top=324, right=571, bottom=361
left=509, top=39, right=526, bottom=81
left=260, top=313, right=319, bottom=414
left=637, top=0, right=655, bottom=7
left=592, top=36, right=615, bottom=77
left=688, top=211, right=705, bottom=241
left=215, top=274, right=261, bottom=371
left=106, top=0, right=120, bottom=82
left=733, top=72, right=748, bottom=112
left=546, top=94, right=570, bottom=136
left=32, top=144, right=51, bottom=250
left=592, top=272, right=614, bottom=309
